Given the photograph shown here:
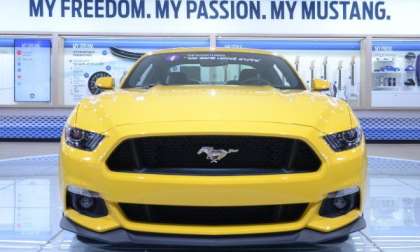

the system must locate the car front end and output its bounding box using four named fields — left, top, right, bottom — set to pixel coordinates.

left=60, top=48, right=366, bottom=246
